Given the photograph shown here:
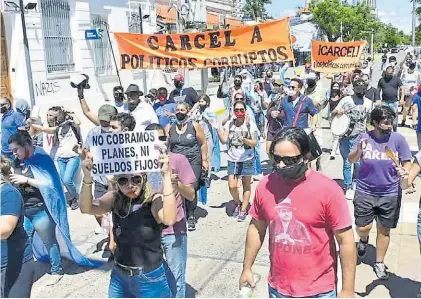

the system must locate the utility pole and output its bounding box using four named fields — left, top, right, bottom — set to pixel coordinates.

left=138, top=3, right=148, bottom=94
left=340, top=0, right=343, bottom=42
left=19, top=0, right=36, bottom=107
left=371, top=30, right=374, bottom=57
left=412, top=0, right=417, bottom=47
